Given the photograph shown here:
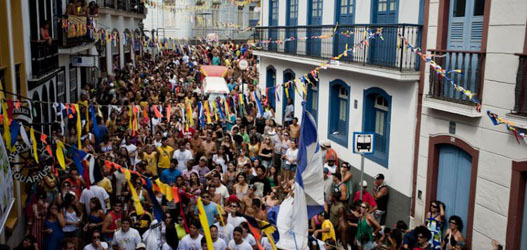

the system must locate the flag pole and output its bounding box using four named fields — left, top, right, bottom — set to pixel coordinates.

left=360, top=153, right=365, bottom=201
